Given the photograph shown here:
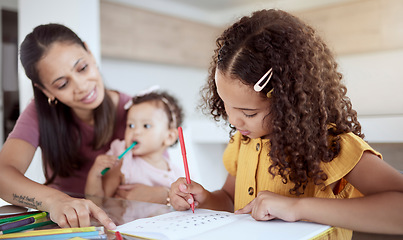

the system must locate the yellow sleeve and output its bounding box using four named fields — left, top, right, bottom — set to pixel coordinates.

left=321, top=132, right=382, bottom=186
left=223, top=132, right=242, bottom=176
